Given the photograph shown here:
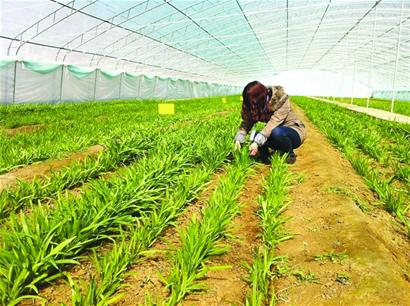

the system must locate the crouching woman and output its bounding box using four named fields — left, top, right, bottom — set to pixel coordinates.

left=234, top=81, right=307, bottom=164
